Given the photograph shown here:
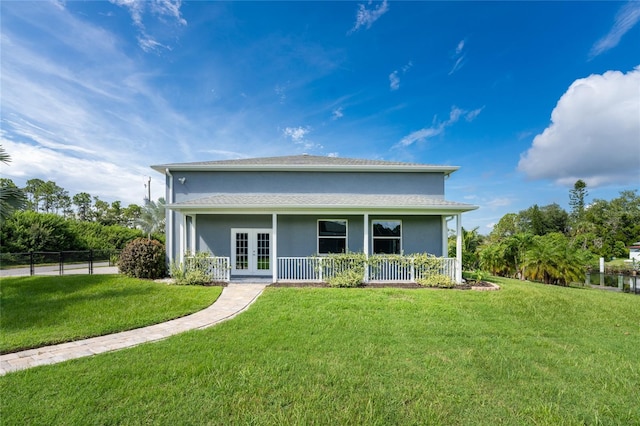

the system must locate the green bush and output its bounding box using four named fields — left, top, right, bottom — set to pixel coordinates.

left=416, top=273, right=455, bottom=288
left=323, top=252, right=366, bottom=287
left=170, top=252, right=217, bottom=285
left=0, top=211, right=82, bottom=252
left=118, top=238, right=166, bottom=279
